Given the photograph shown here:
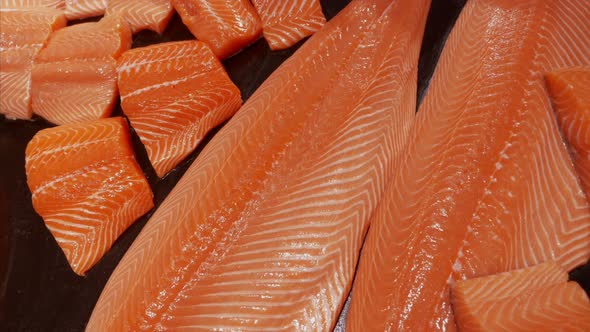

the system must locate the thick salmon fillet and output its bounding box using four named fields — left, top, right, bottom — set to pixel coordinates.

left=0, top=0, right=64, bottom=9
left=117, top=40, right=242, bottom=178
left=453, top=280, right=590, bottom=332
left=251, top=0, right=326, bottom=50
left=86, top=0, right=429, bottom=330
left=106, top=0, right=174, bottom=34
left=0, top=8, right=66, bottom=120
left=546, top=67, right=590, bottom=200
left=25, top=117, right=154, bottom=276
left=171, top=0, right=262, bottom=59
left=347, top=0, right=590, bottom=330
left=31, top=14, right=131, bottom=125
left=64, top=0, right=107, bottom=20
left=454, top=272, right=590, bottom=332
